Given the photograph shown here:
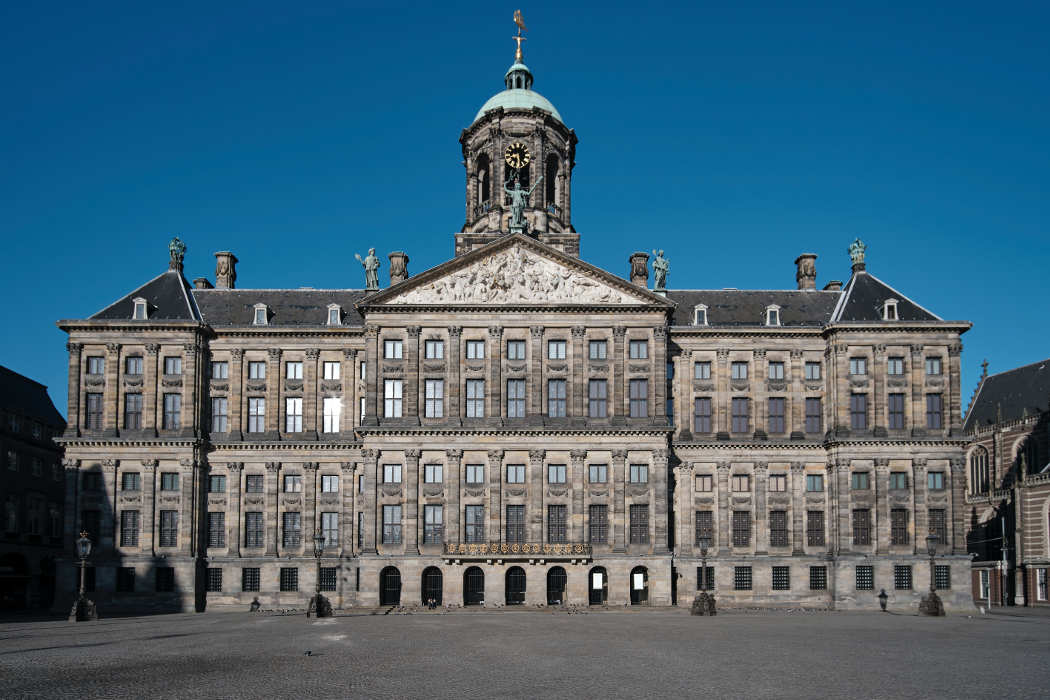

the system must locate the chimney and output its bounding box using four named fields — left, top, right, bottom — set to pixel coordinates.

left=389, top=251, right=409, bottom=286
left=823, top=280, right=842, bottom=291
left=629, top=252, right=649, bottom=288
left=214, top=251, right=238, bottom=289
left=794, top=253, right=817, bottom=290
left=193, top=277, right=213, bottom=289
